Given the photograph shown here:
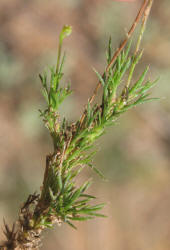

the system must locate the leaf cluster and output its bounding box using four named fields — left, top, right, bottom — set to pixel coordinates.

left=36, top=26, right=158, bottom=230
